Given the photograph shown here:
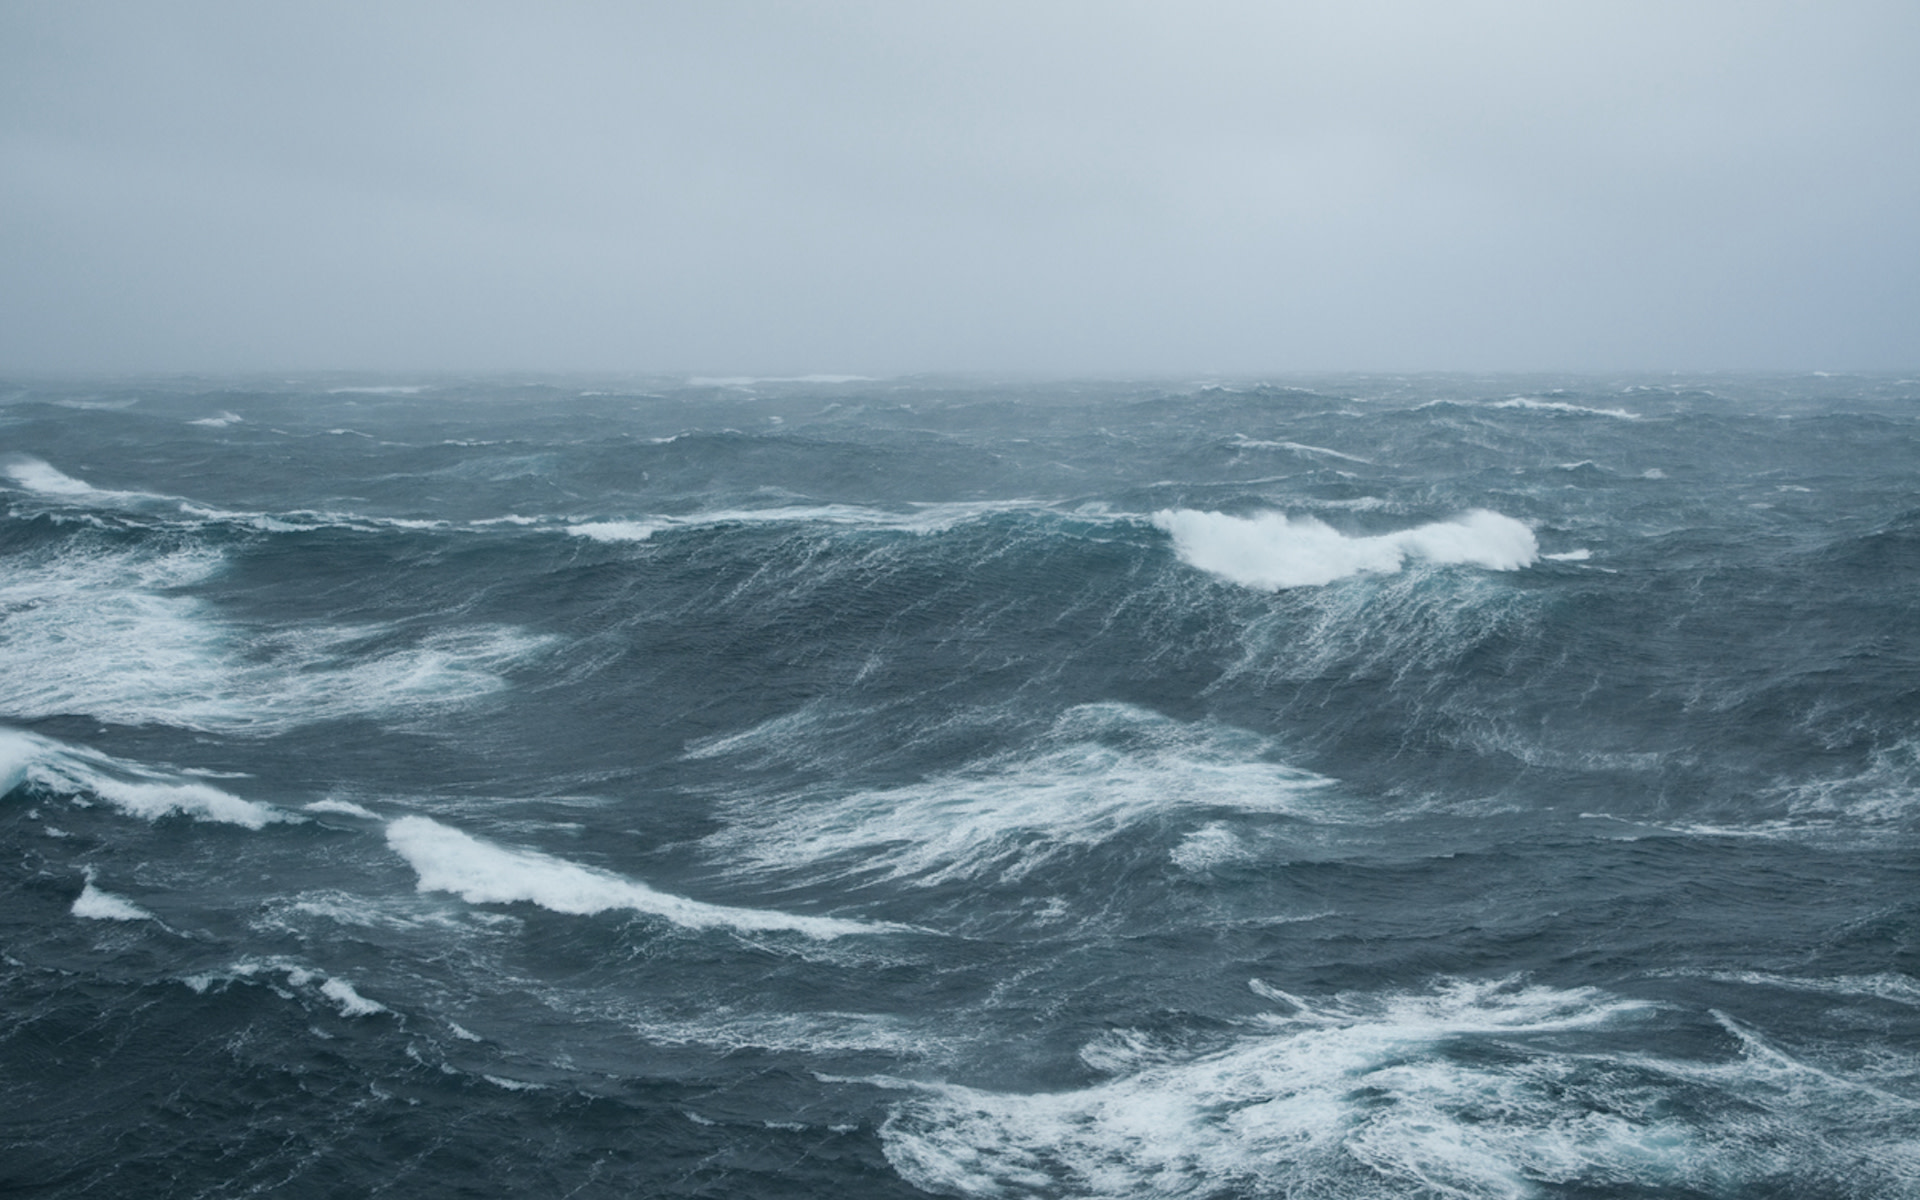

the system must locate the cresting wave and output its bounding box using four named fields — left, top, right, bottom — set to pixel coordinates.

left=0, top=728, right=279, bottom=827
left=0, top=538, right=547, bottom=733
left=1152, top=508, right=1537, bottom=589
left=385, top=816, right=904, bottom=939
